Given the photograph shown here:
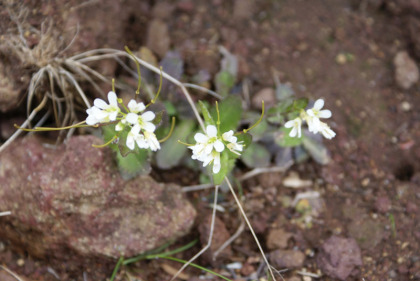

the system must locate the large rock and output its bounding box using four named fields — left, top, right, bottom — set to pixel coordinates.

left=316, top=236, right=362, bottom=280
left=0, top=136, right=196, bottom=261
